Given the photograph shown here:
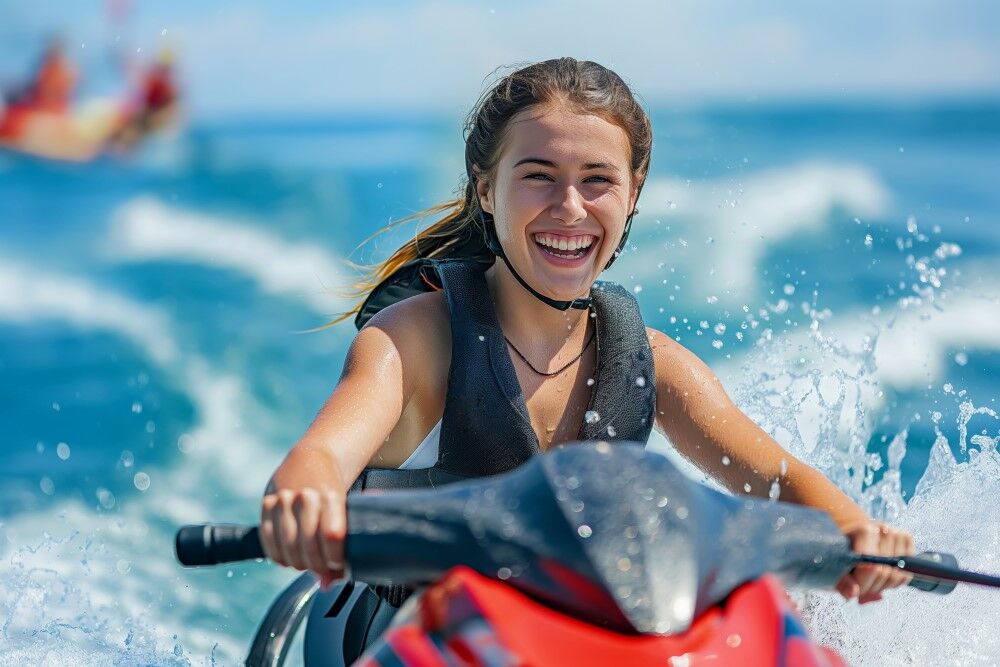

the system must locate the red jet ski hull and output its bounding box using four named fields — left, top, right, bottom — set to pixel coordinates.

left=356, top=567, right=844, bottom=667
